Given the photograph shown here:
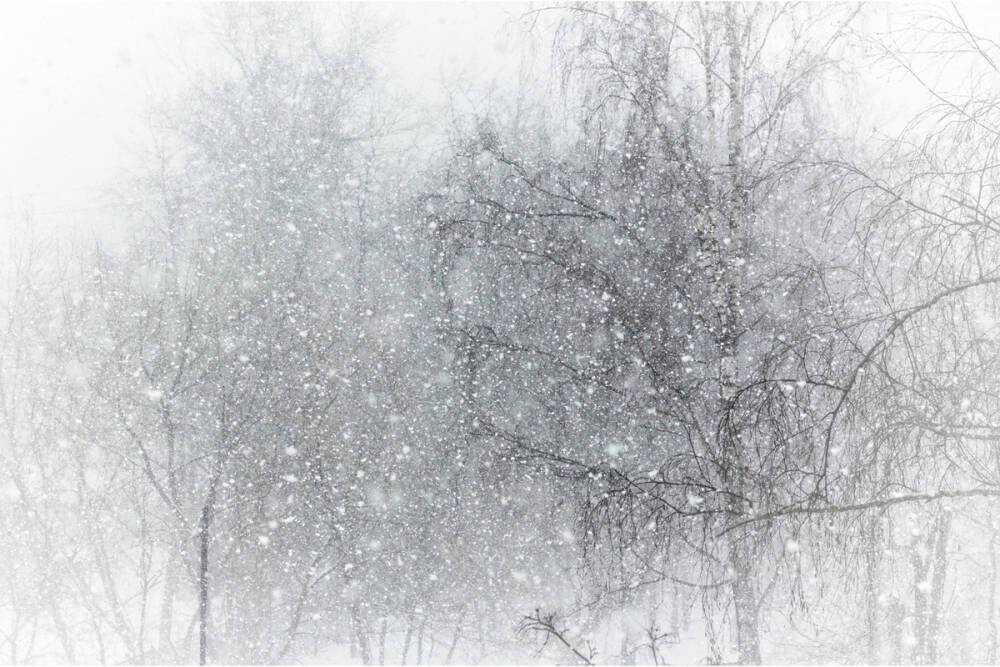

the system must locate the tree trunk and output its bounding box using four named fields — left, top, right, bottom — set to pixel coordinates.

left=198, top=503, right=212, bottom=665
left=46, top=599, right=75, bottom=664
left=888, top=598, right=904, bottom=665
left=670, top=582, right=681, bottom=638
left=926, top=513, right=951, bottom=663
left=702, top=596, right=723, bottom=665
left=718, top=6, right=760, bottom=664
left=378, top=618, right=388, bottom=666
left=911, top=533, right=930, bottom=664
left=197, top=460, right=225, bottom=665
left=160, top=541, right=180, bottom=662
left=909, top=512, right=951, bottom=664
left=401, top=617, right=413, bottom=666
left=444, top=622, right=461, bottom=665
left=865, top=519, right=882, bottom=662
left=730, top=553, right=761, bottom=665
left=990, top=522, right=999, bottom=663
left=350, top=603, right=372, bottom=665
left=416, top=618, right=425, bottom=665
